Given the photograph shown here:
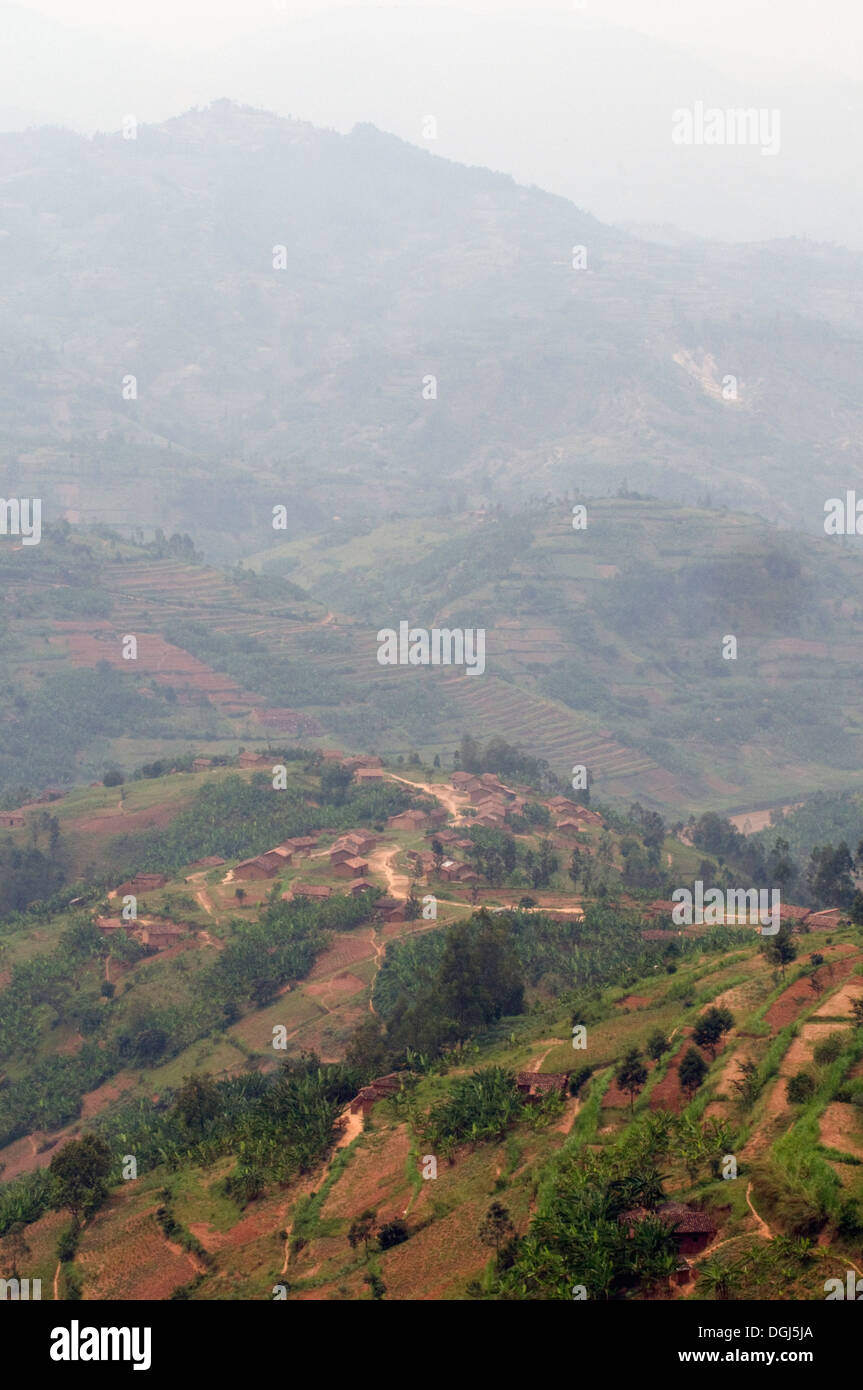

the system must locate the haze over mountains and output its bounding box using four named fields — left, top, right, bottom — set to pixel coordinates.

left=3, top=3, right=863, bottom=248
left=2, top=99, right=863, bottom=561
